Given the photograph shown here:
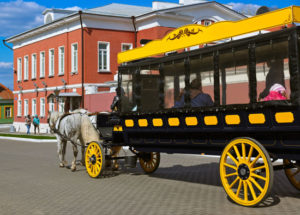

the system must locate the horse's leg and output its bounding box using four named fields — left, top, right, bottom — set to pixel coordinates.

left=71, top=143, right=78, bottom=172
left=61, top=140, right=68, bottom=167
left=79, top=138, right=85, bottom=166
left=57, top=137, right=67, bottom=168
left=111, top=146, right=122, bottom=170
